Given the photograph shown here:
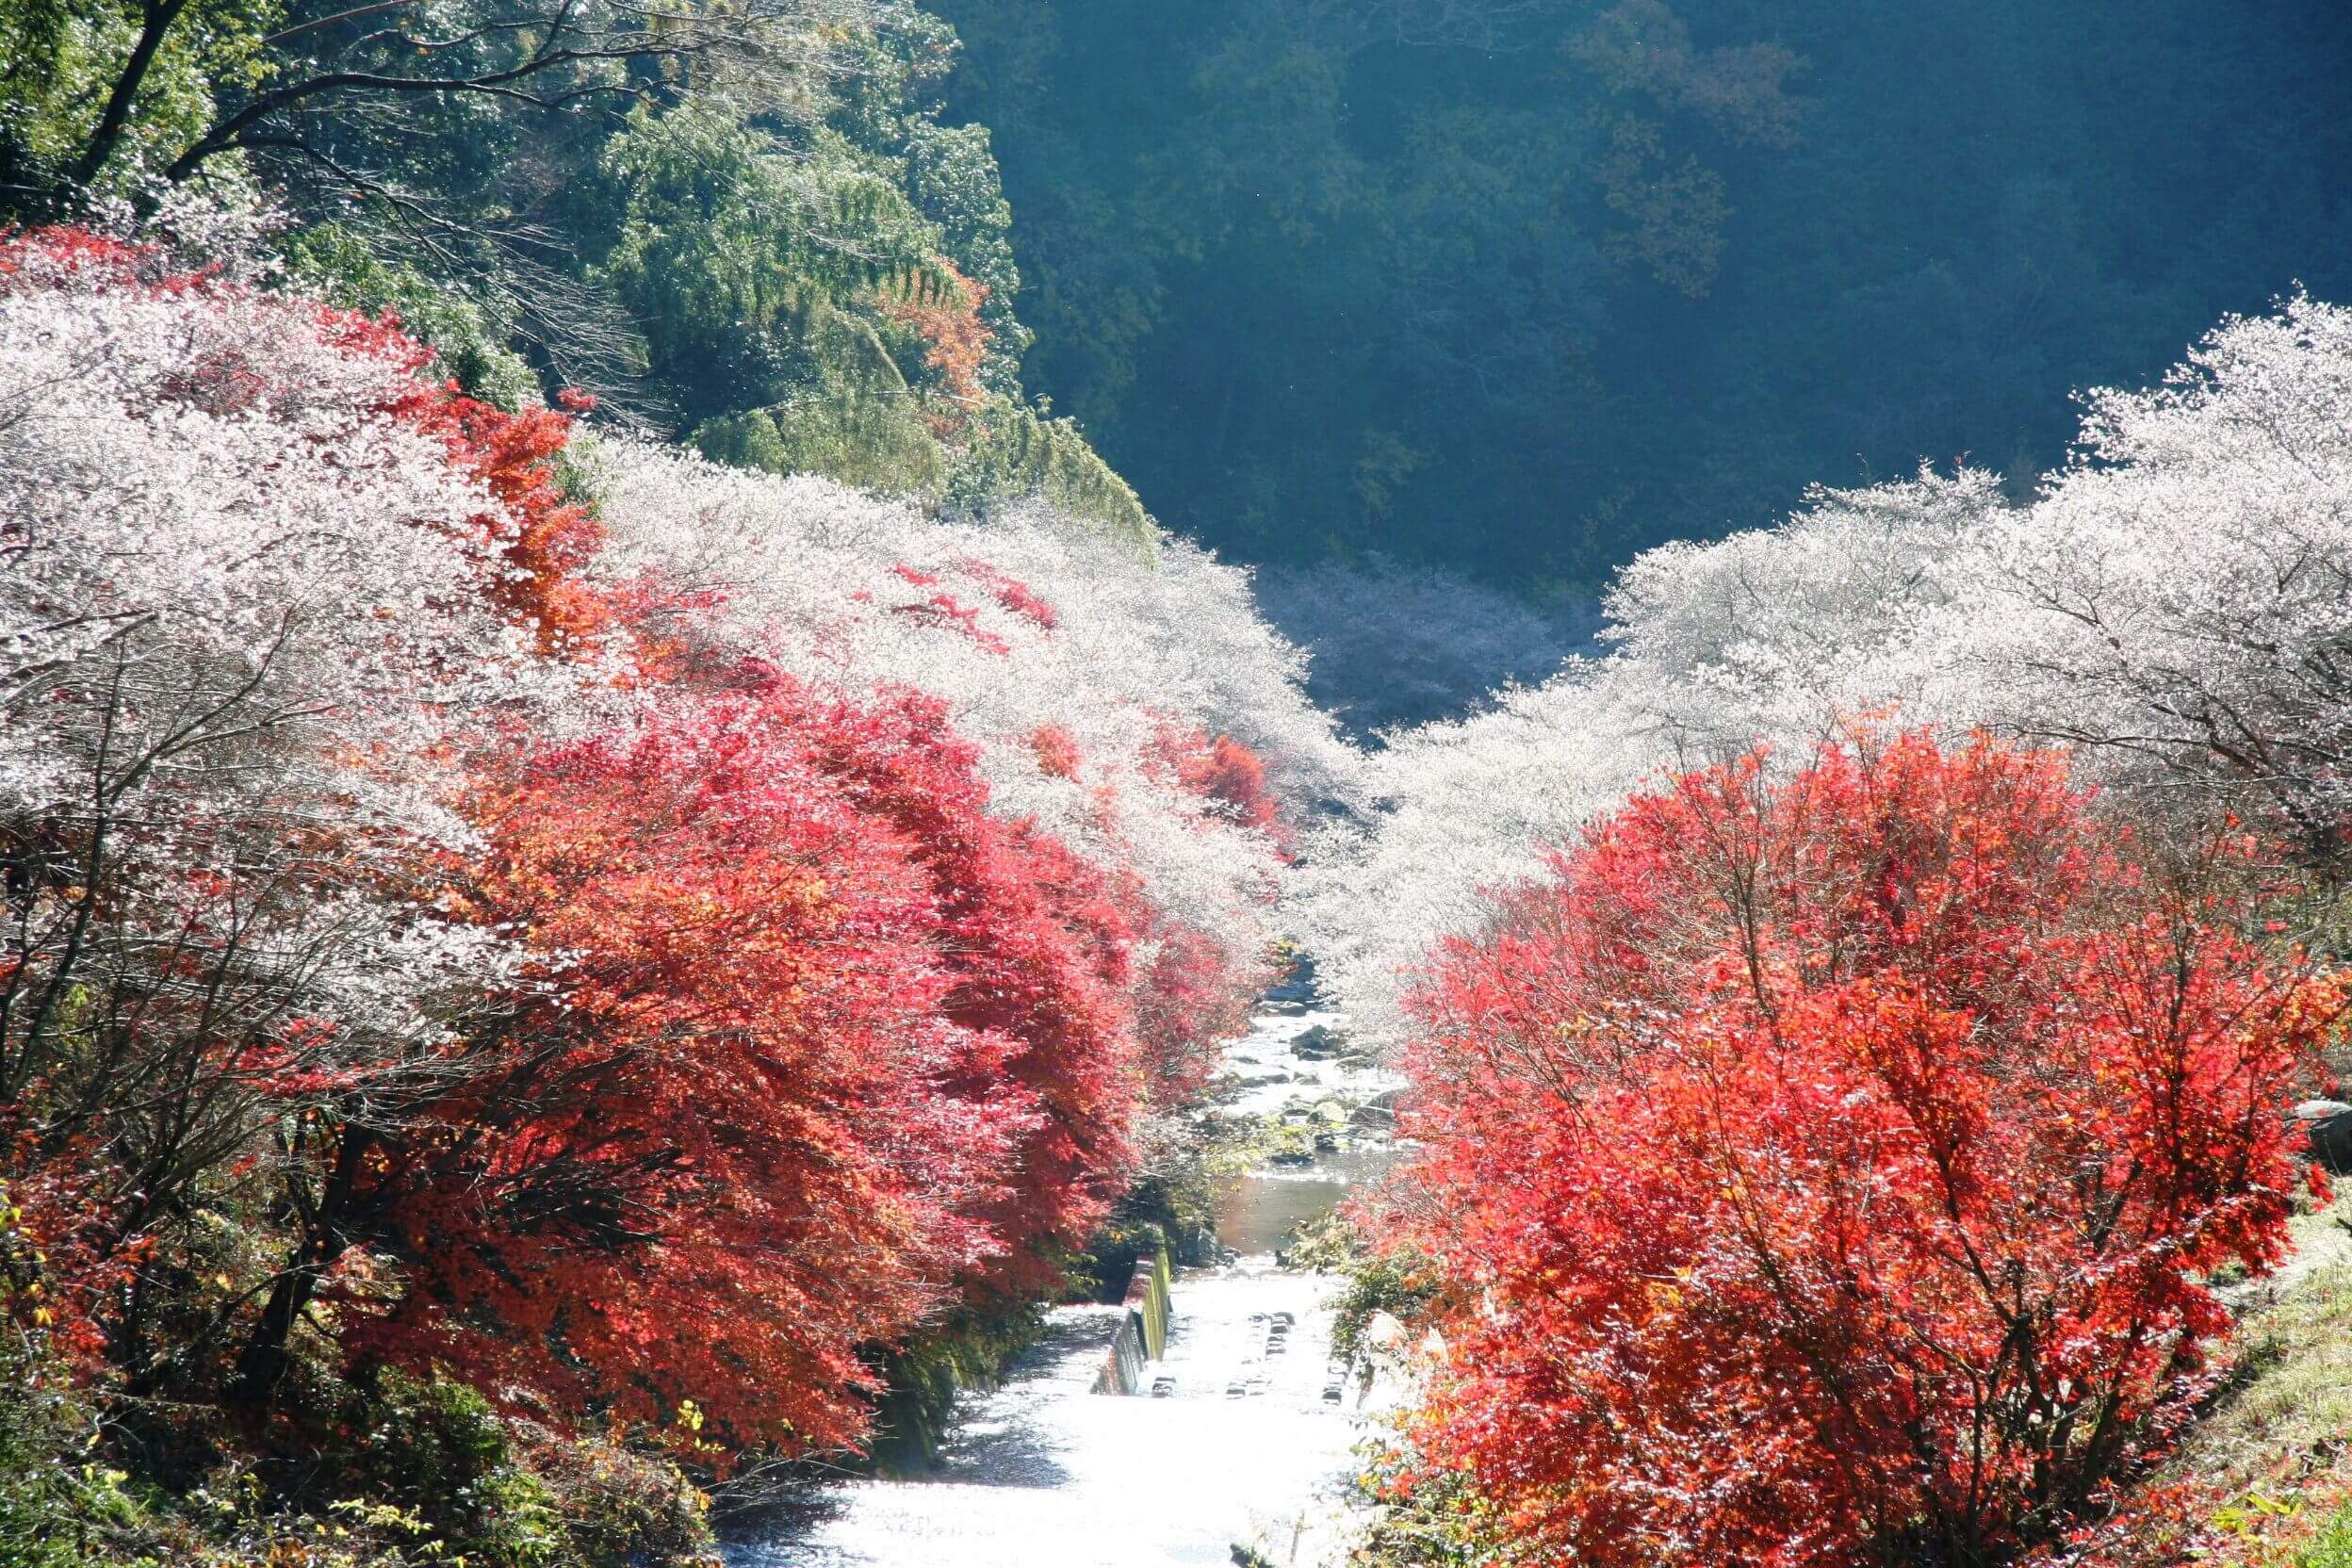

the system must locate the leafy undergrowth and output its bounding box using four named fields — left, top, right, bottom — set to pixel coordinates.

left=2093, top=1193, right=2352, bottom=1568
left=0, top=1353, right=718, bottom=1568
left=1983, top=1182, right=2352, bottom=1568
